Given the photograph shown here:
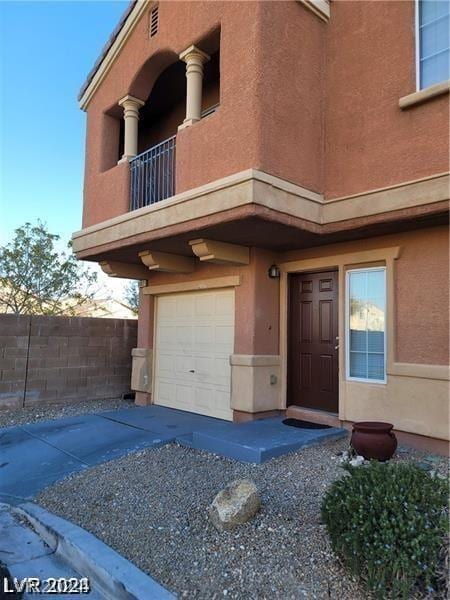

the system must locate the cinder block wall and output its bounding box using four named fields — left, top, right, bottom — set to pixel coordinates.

left=0, top=314, right=137, bottom=410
